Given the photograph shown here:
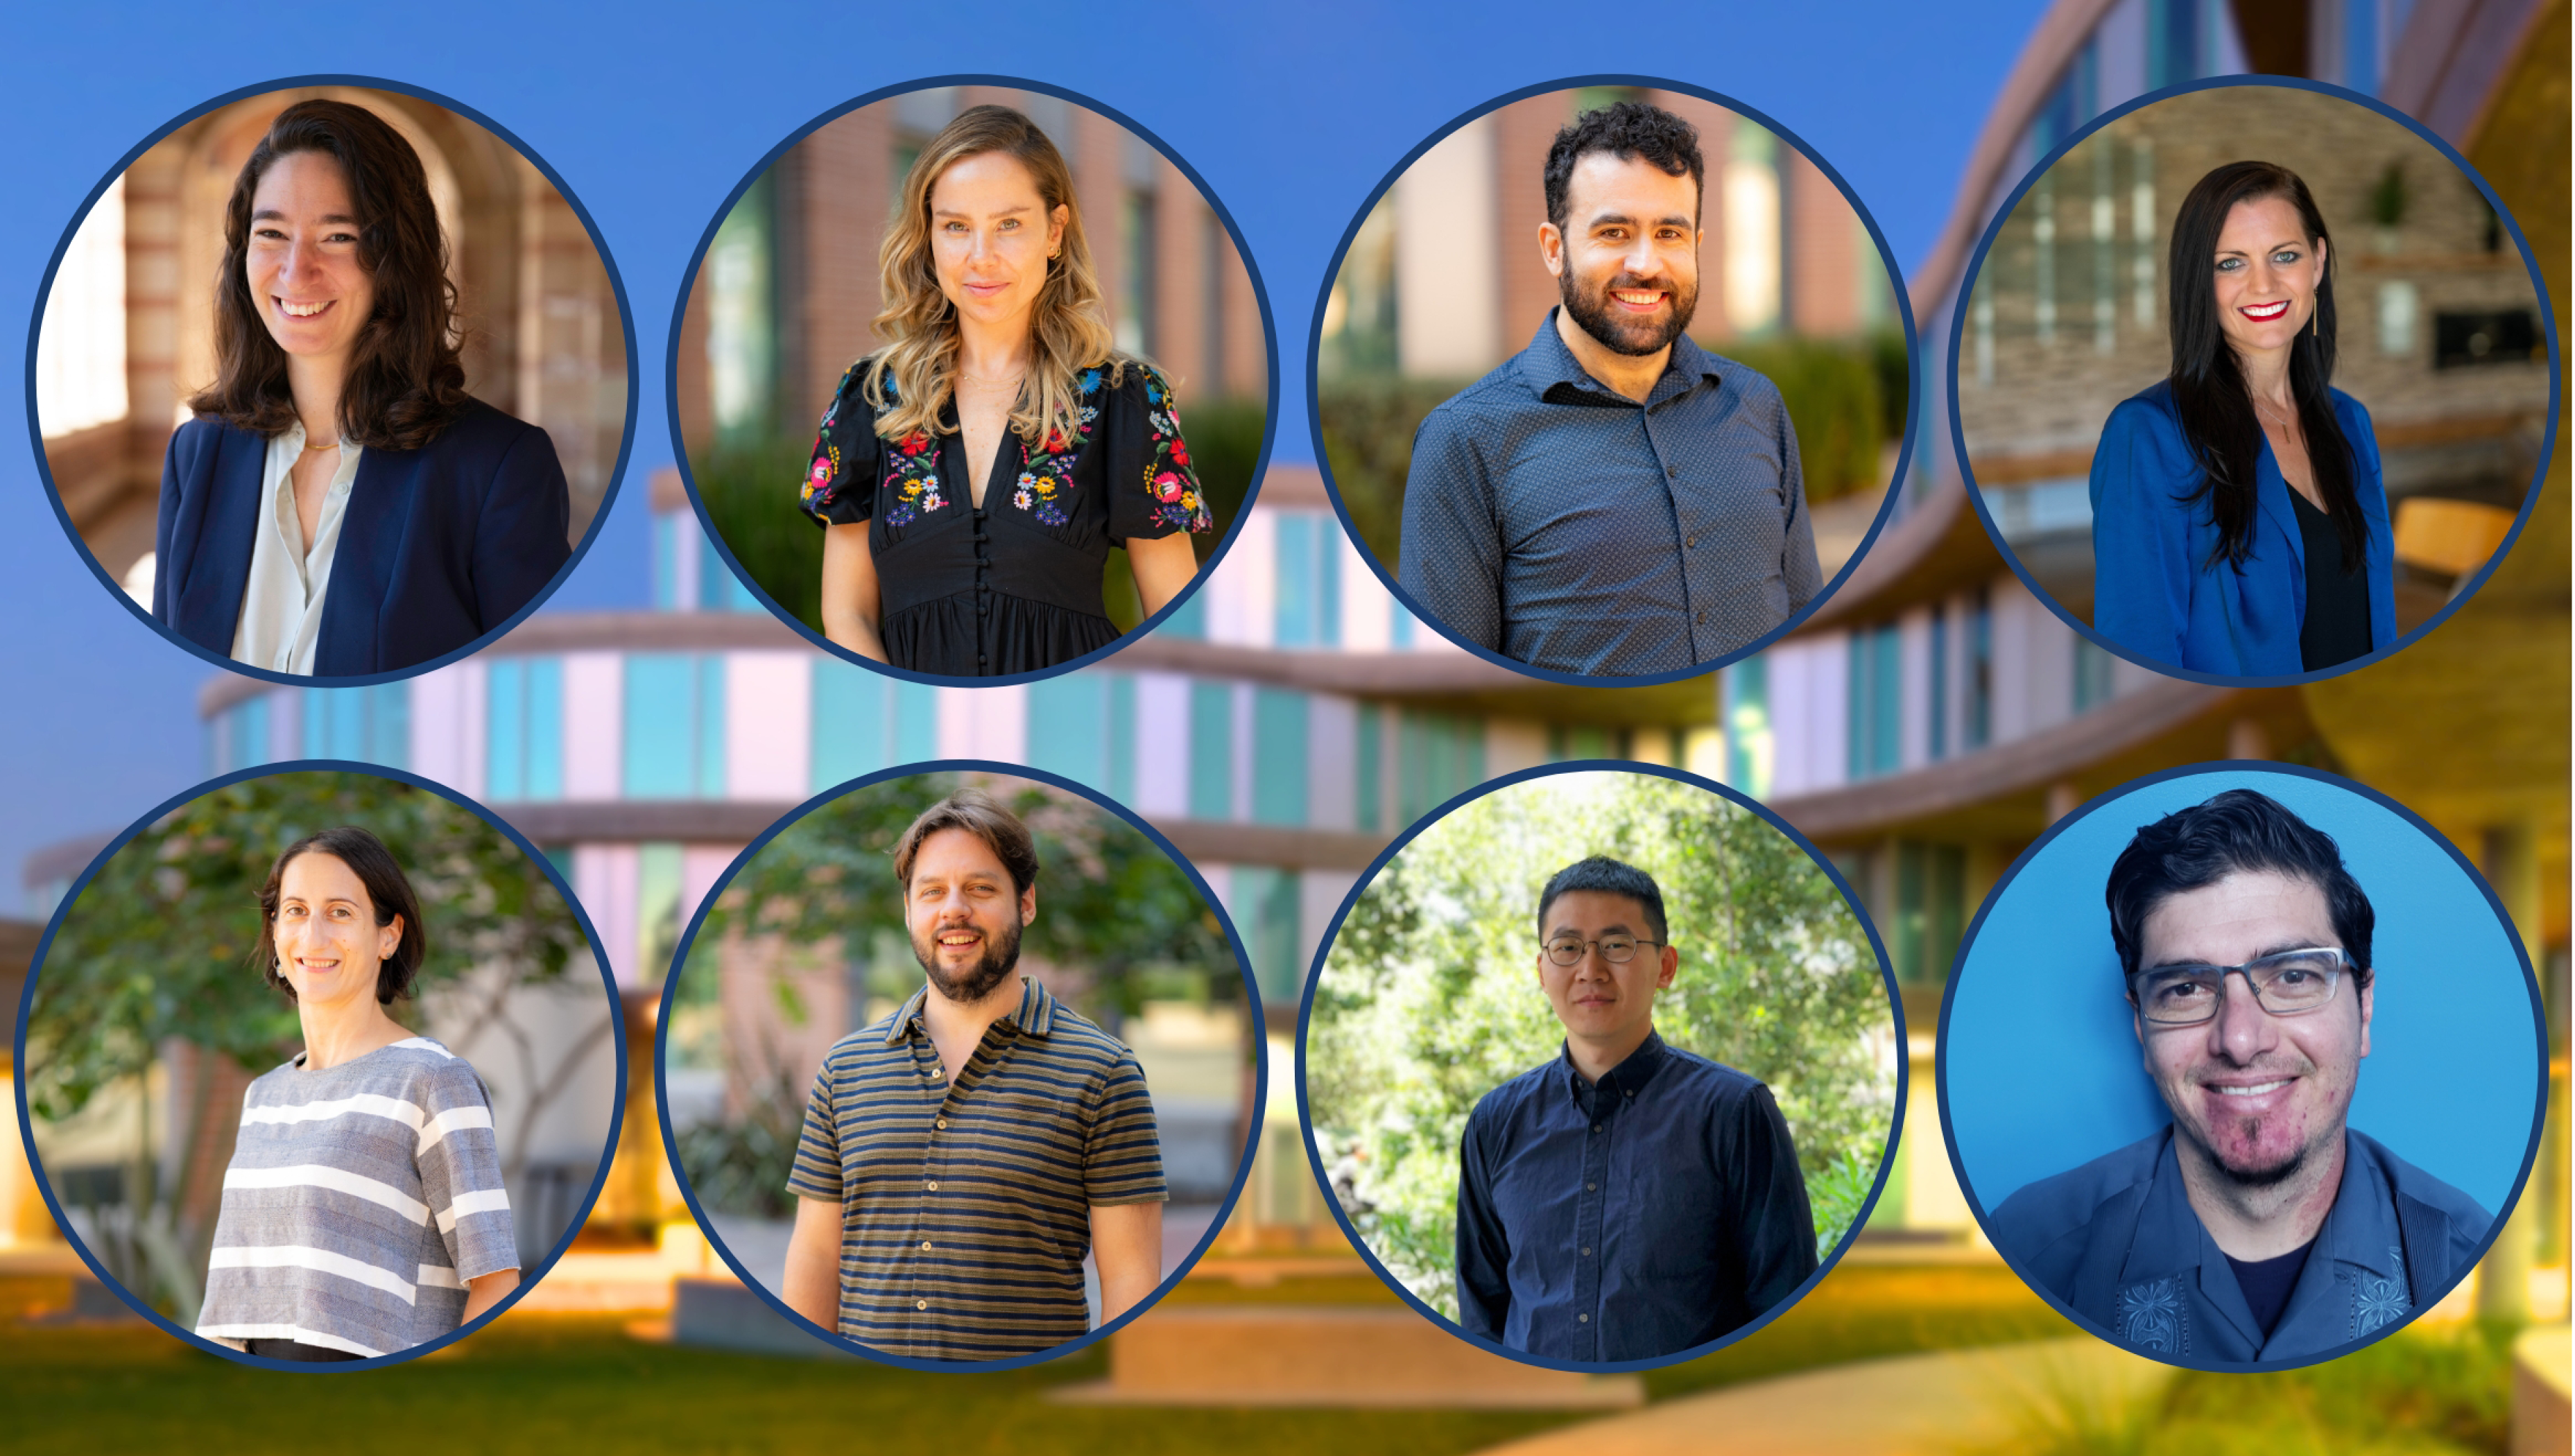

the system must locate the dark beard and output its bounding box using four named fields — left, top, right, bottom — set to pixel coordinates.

left=1559, top=270, right=1700, bottom=358
left=2189, top=1117, right=2309, bottom=1189
left=912, top=917, right=1022, bottom=1004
